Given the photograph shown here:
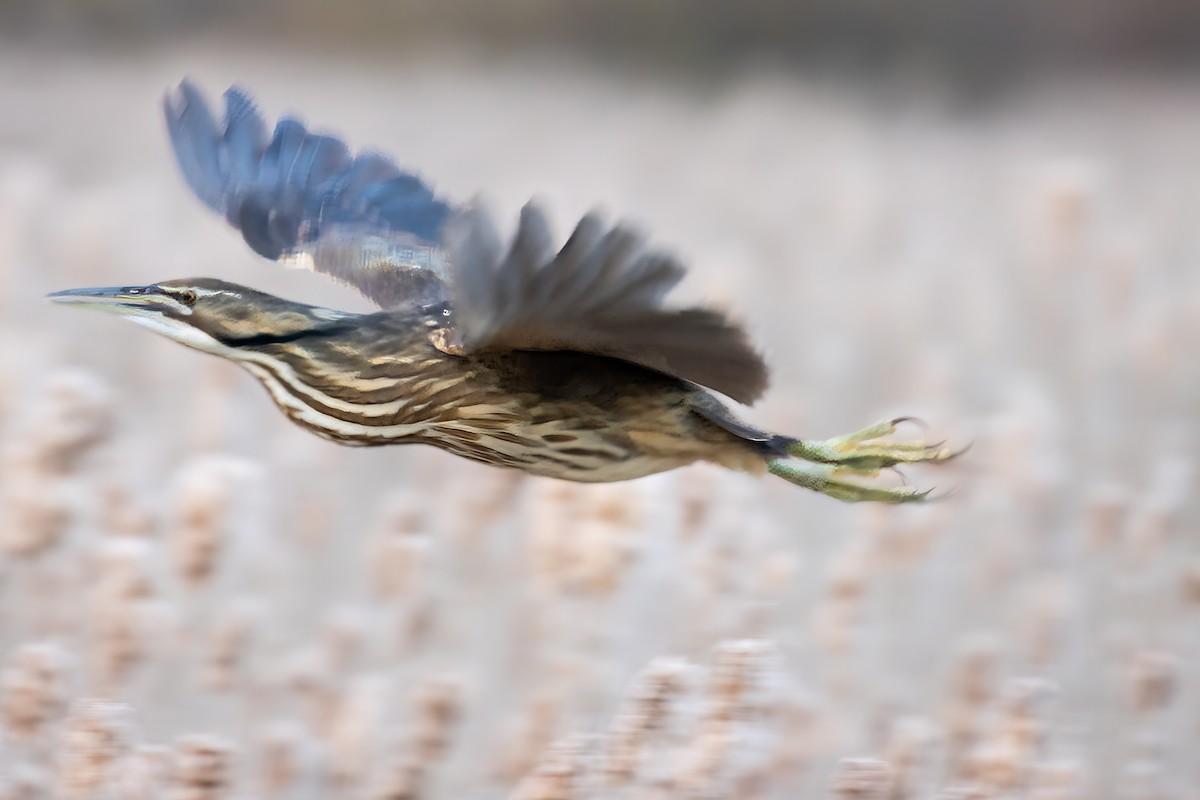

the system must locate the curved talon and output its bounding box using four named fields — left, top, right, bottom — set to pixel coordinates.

left=923, top=442, right=956, bottom=462
left=890, top=415, right=931, bottom=432
left=872, top=484, right=935, bottom=504
left=920, top=486, right=956, bottom=503
left=944, top=440, right=973, bottom=460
